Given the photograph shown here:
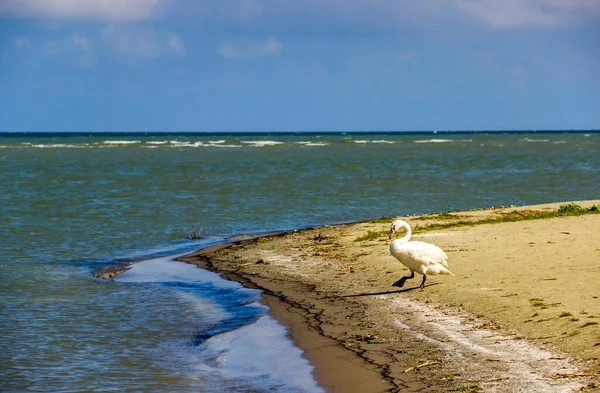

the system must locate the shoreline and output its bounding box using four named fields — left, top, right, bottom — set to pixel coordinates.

left=178, top=200, right=600, bottom=392
left=97, top=200, right=600, bottom=392
left=182, top=242, right=415, bottom=392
